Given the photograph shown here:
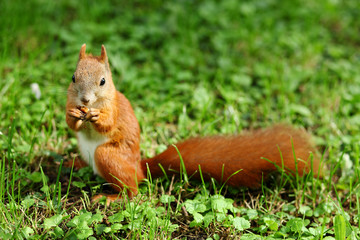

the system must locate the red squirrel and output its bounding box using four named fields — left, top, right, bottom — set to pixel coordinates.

left=66, top=44, right=320, bottom=201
